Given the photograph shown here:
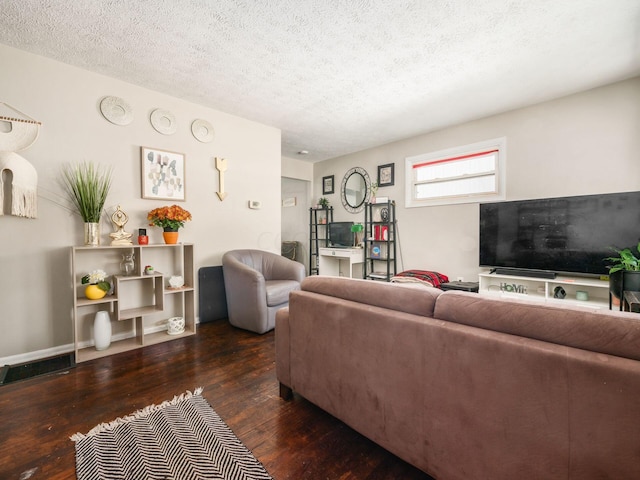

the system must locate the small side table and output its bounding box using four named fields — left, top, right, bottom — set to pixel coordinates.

left=623, top=291, right=640, bottom=313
